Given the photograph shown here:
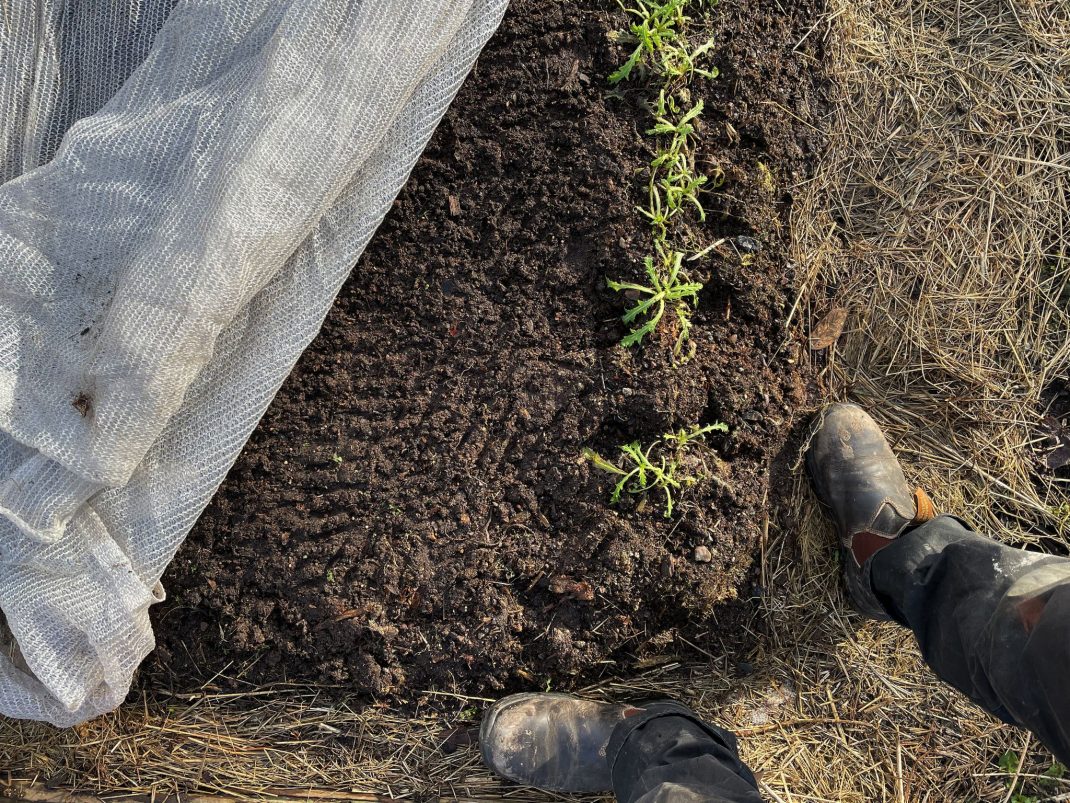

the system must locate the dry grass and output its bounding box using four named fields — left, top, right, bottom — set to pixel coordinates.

left=791, top=0, right=1070, bottom=552
left=747, top=0, right=1070, bottom=798
left=3, top=0, right=1069, bottom=800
